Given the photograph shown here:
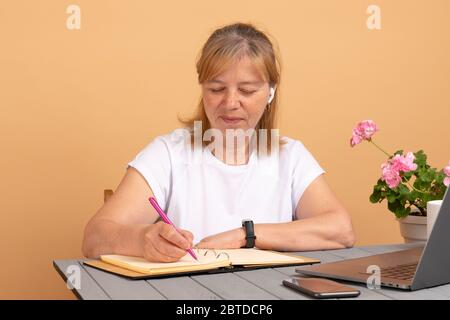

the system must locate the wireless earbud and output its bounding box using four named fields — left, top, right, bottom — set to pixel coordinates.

left=267, top=87, right=275, bottom=105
